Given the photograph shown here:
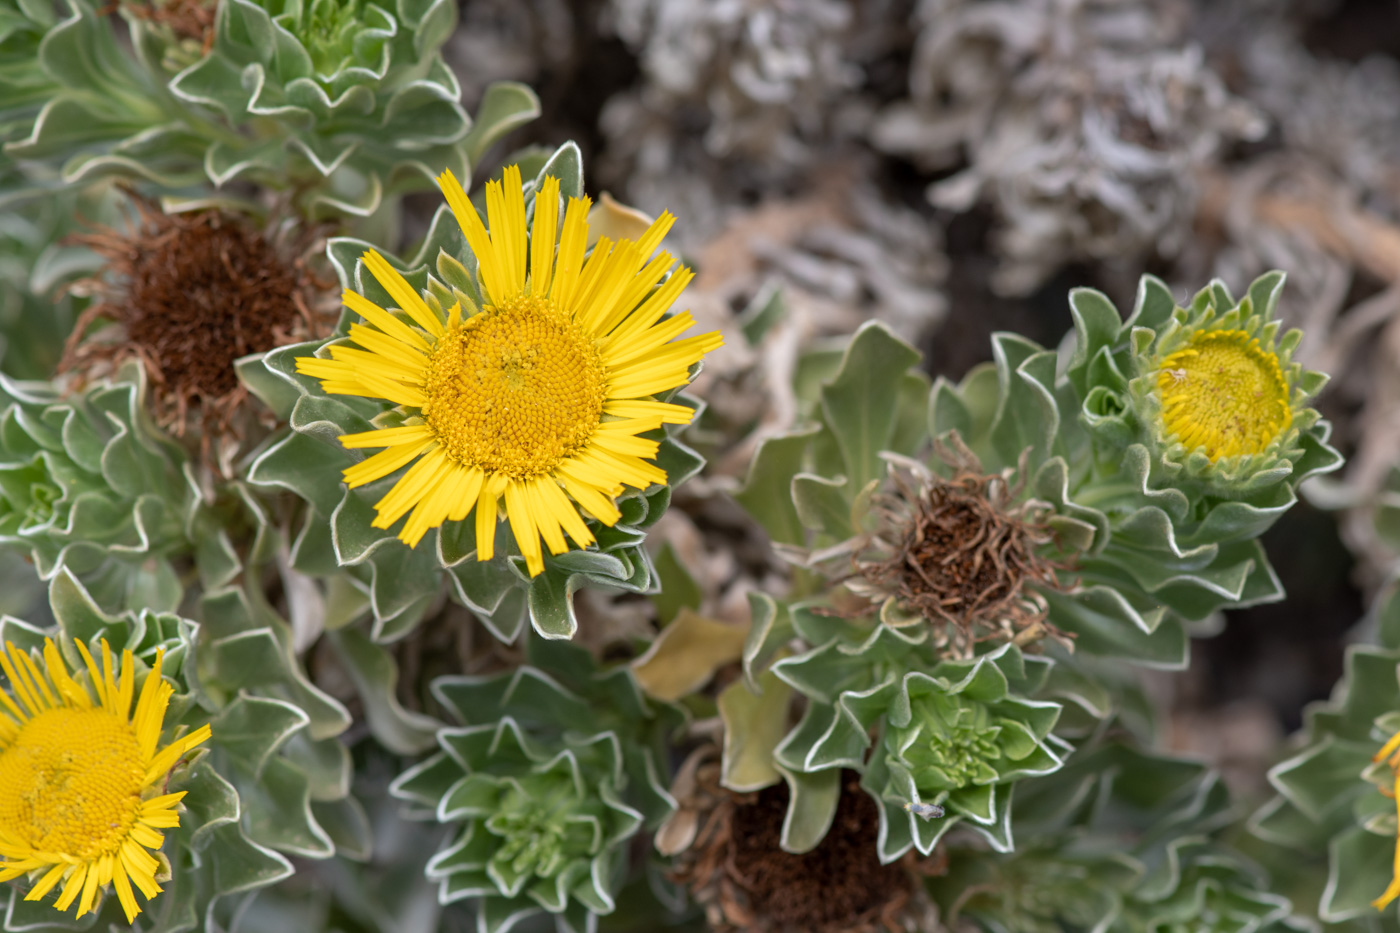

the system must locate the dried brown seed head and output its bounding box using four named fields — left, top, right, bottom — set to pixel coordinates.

left=117, top=0, right=216, bottom=50
left=670, top=754, right=939, bottom=933
left=848, top=442, right=1074, bottom=657
left=63, top=197, right=333, bottom=447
